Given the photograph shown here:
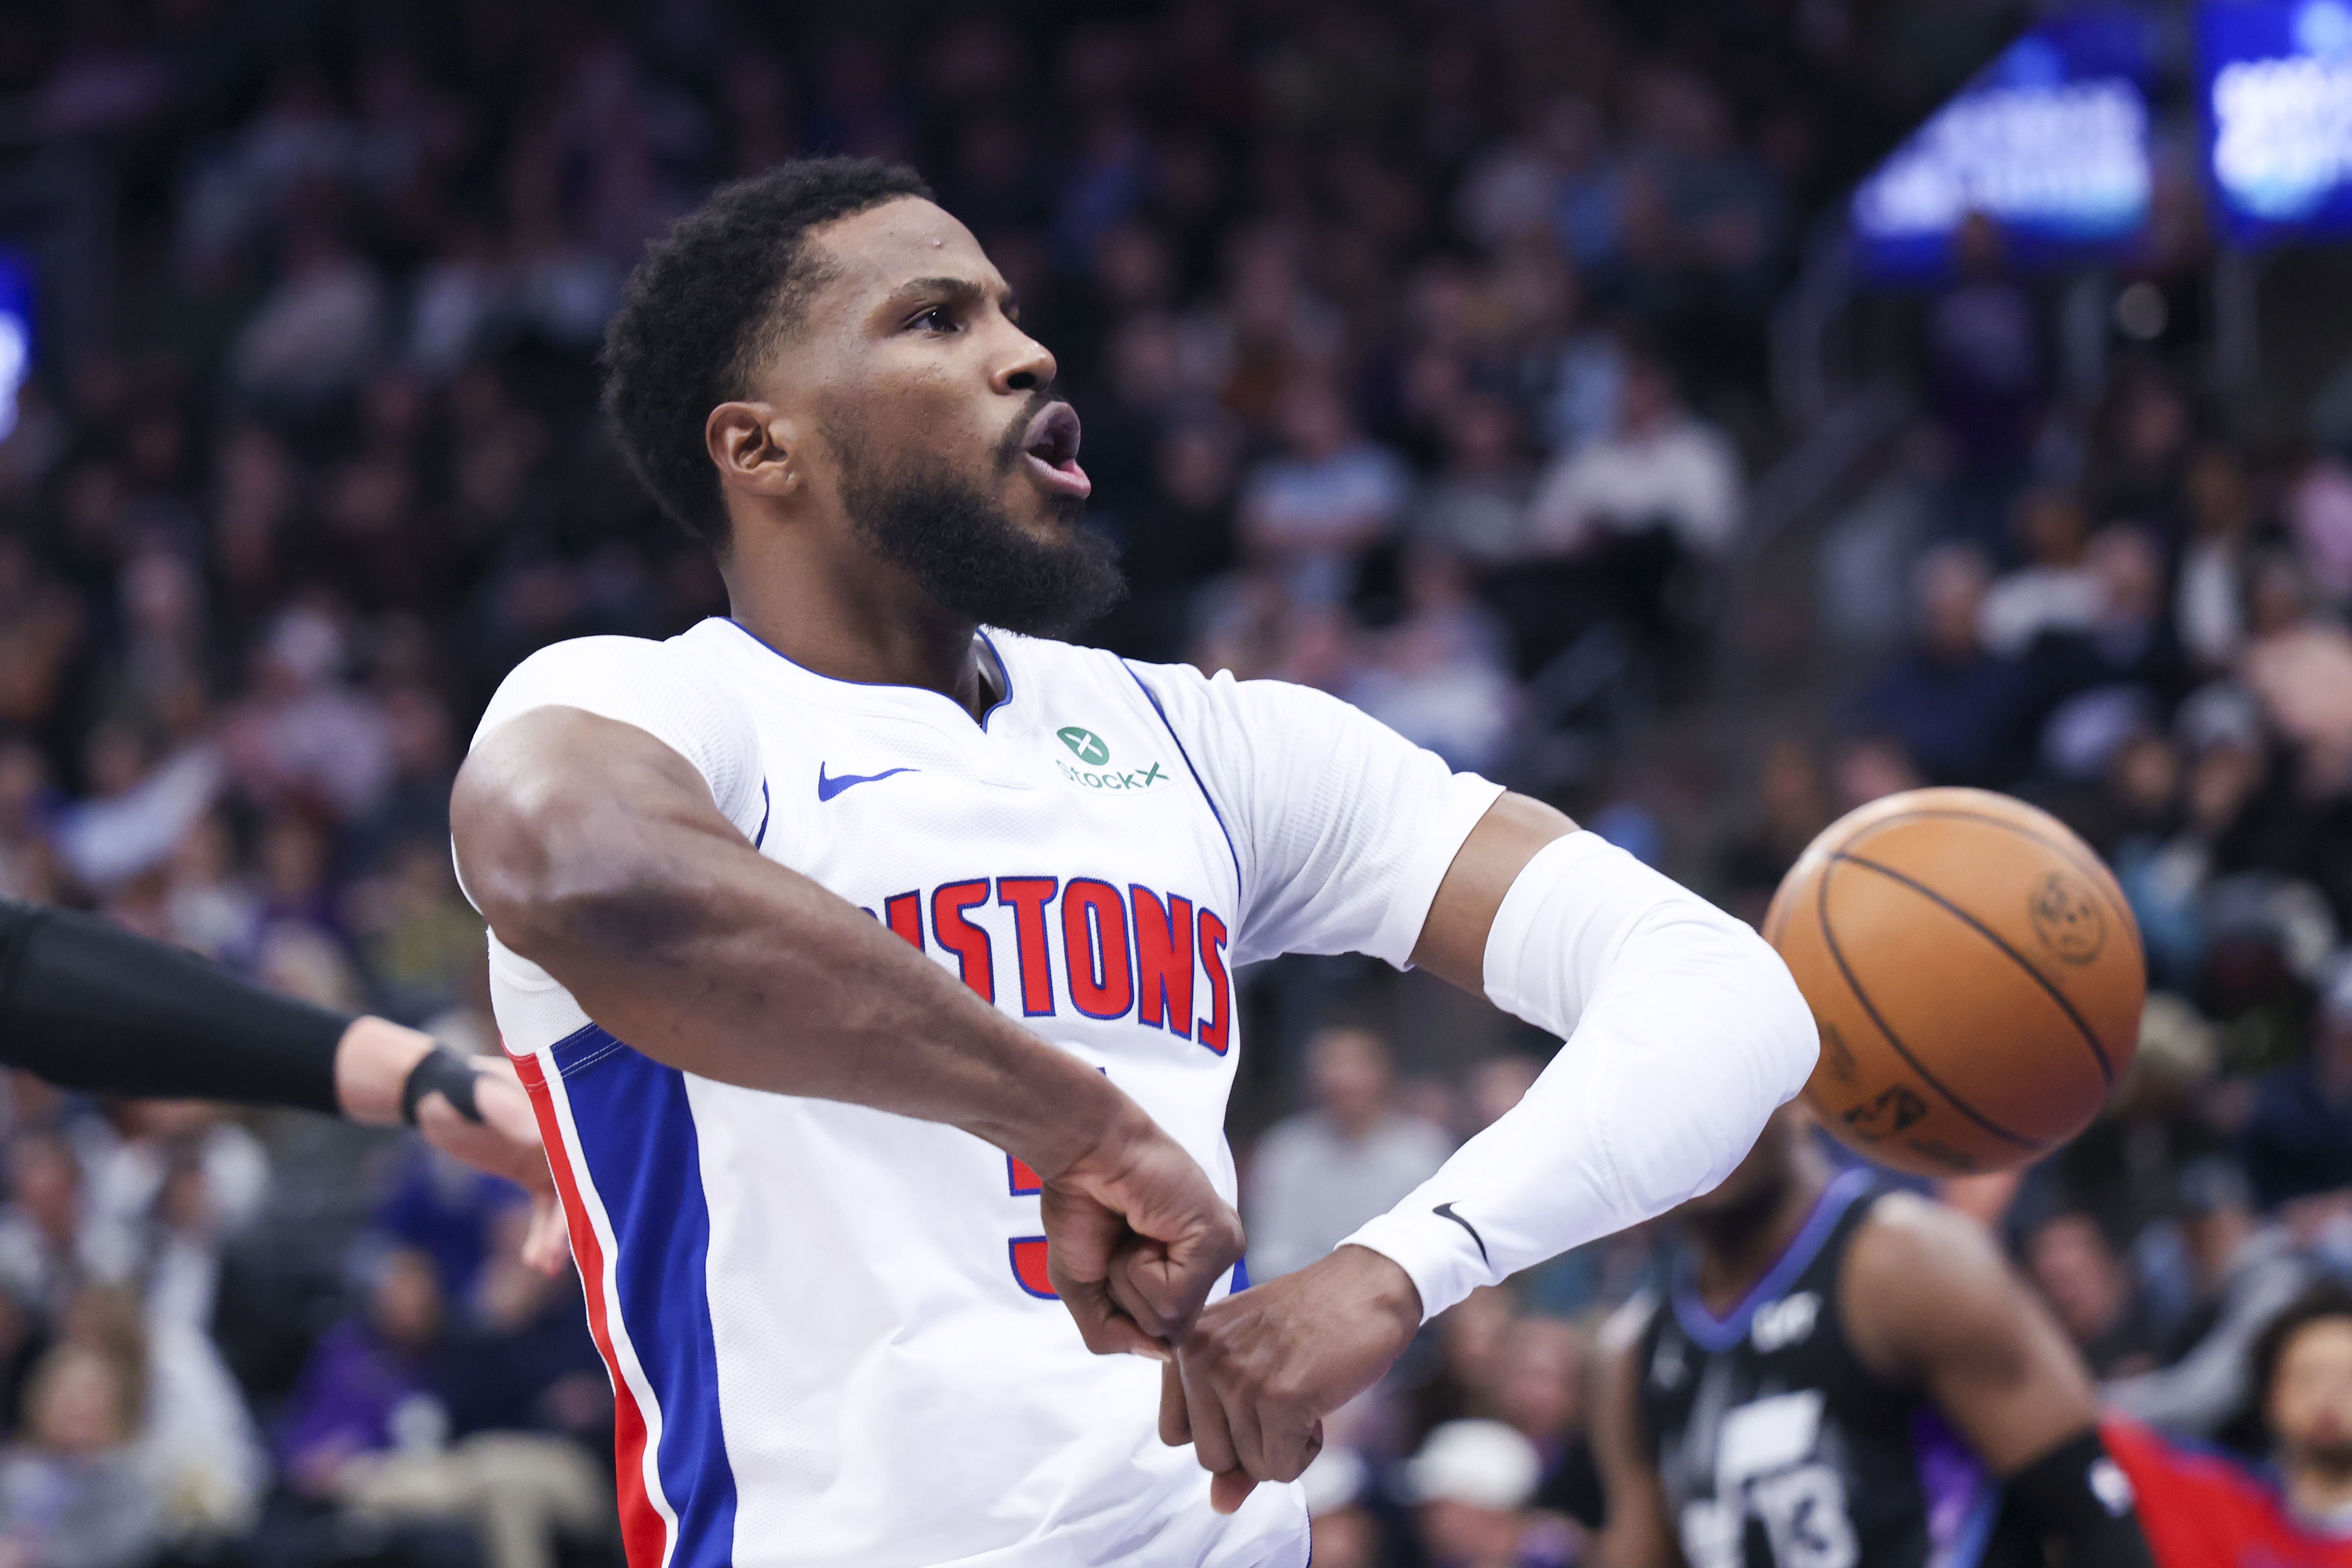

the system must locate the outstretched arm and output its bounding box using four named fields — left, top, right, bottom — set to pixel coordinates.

left=453, top=703, right=1240, bottom=1354
left=0, top=897, right=565, bottom=1269
left=1171, top=794, right=1816, bottom=1509
left=1845, top=1194, right=2154, bottom=1566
